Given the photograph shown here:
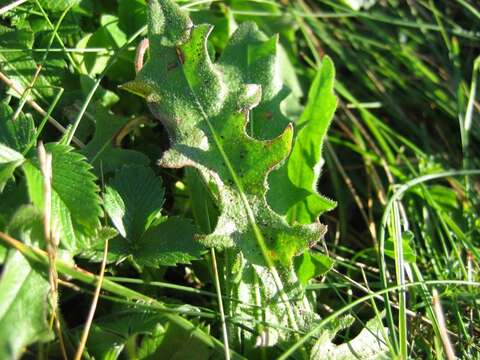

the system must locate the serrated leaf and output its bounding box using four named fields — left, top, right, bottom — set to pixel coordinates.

left=0, top=144, right=24, bottom=192
left=23, top=143, right=102, bottom=252
left=0, top=250, right=51, bottom=360
left=85, top=217, right=202, bottom=267
left=101, top=165, right=201, bottom=266
left=81, top=105, right=149, bottom=174
left=133, top=217, right=203, bottom=266
left=268, top=58, right=337, bottom=224
left=147, top=319, right=215, bottom=360
left=0, top=102, right=35, bottom=153
left=38, top=0, right=79, bottom=12
left=104, top=165, right=165, bottom=240
left=123, top=0, right=326, bottom=267
left=0, top=26, right=63, bottom=101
